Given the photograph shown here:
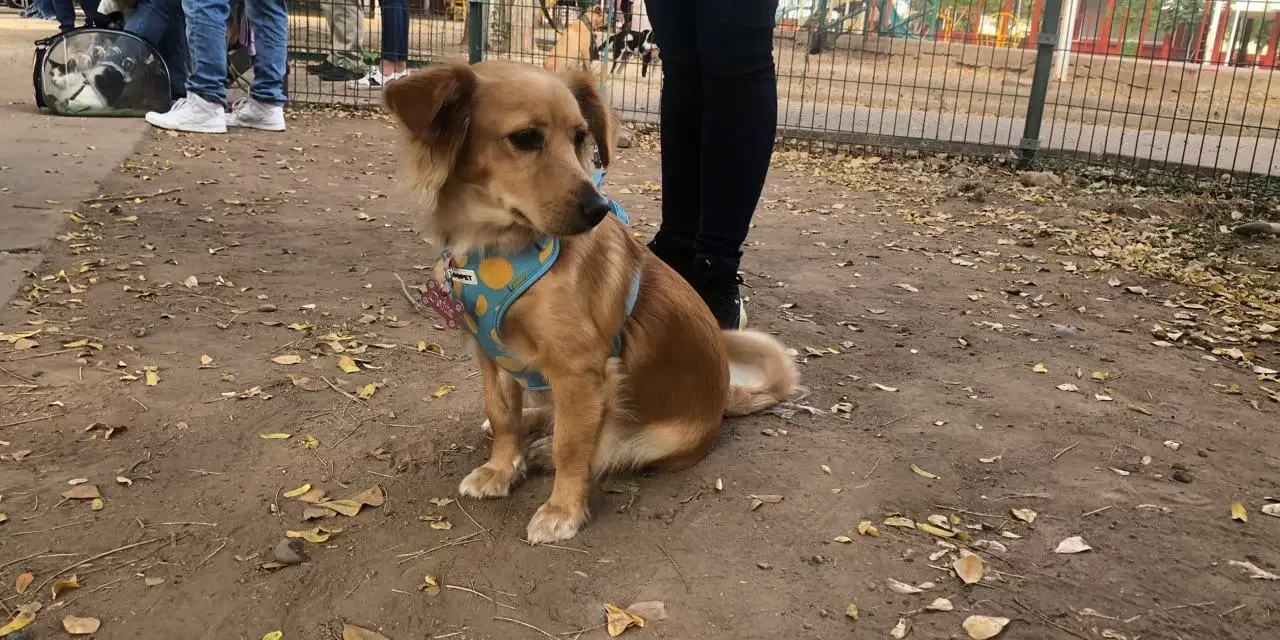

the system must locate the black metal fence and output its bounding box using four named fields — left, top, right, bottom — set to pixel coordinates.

left=285, top=0, right=1280, bottom=183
